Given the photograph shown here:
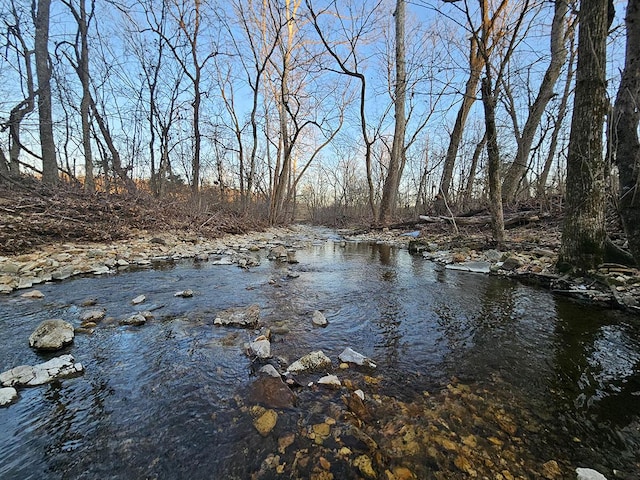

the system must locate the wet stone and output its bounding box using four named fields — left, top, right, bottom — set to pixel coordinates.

left=214, top=304, right=260, bottom=328
left=0, top=387, right=18, bottom=406
left=29, top=319, right=74, bottom=351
